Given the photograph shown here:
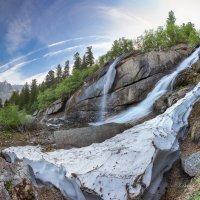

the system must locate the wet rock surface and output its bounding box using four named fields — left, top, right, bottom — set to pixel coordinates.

left=153, top=85, right=194, bottom=114
left=65, top=44, right=192, bottom=122
left=54, top=123, right=132, bottom=149
left=46, top=99, right=66, bottom=115
left=0, top=156, right=66, bottom=200
left=182, top=152, right=200, bottom=177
